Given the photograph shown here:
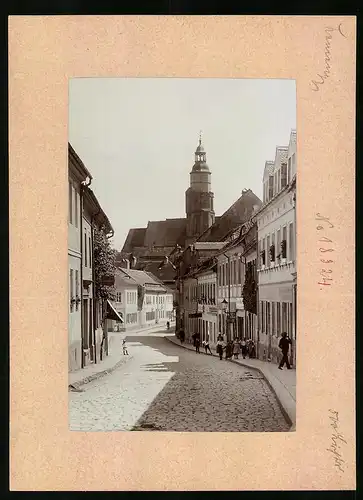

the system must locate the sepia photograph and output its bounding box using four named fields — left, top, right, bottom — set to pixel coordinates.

left=68, top=77, right=297, bottom=432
